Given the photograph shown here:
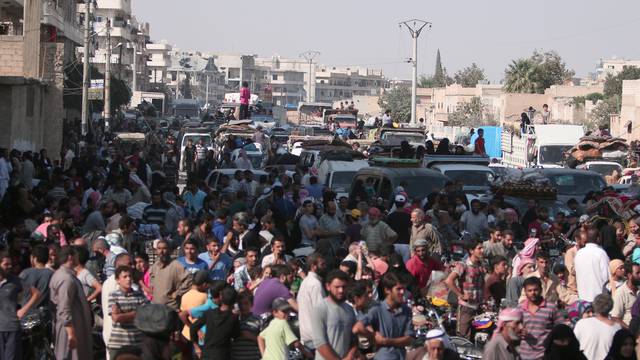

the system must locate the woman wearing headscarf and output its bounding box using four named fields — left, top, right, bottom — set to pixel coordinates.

left=603, top=259, right=627, bottom=296
left=605, top=329, right=637, bottom=360
left=435, top=138, right=450, bottom=155
left=543, top=324, right=587, bottom=360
